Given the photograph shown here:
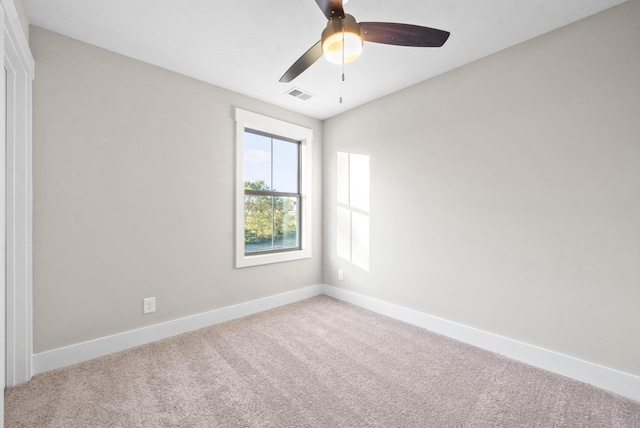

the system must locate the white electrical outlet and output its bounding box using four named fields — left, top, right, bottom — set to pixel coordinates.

left=143, top=297, right=156, bottom=314
left=338, top=269, right=344, bottom=280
